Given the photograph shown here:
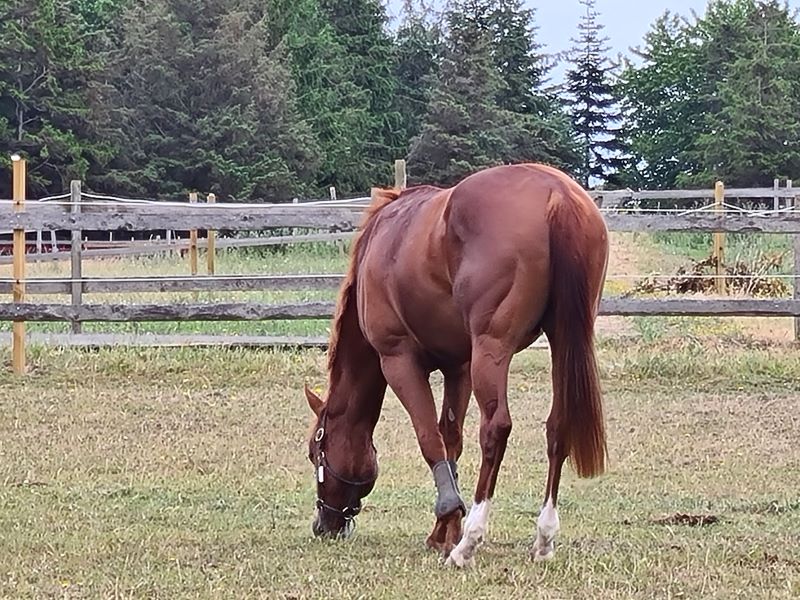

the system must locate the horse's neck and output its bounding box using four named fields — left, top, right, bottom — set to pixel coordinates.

left=327, top=288, right=386, bottom=433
